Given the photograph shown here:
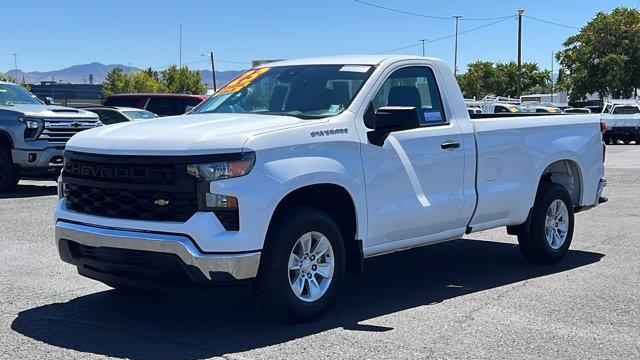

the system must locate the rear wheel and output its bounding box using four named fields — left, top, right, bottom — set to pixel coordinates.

left=254, top=207, right=345, bottom=322
left=0, top=147, right=18, bottom=193
left=518, top=183, right=574, bottom=264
